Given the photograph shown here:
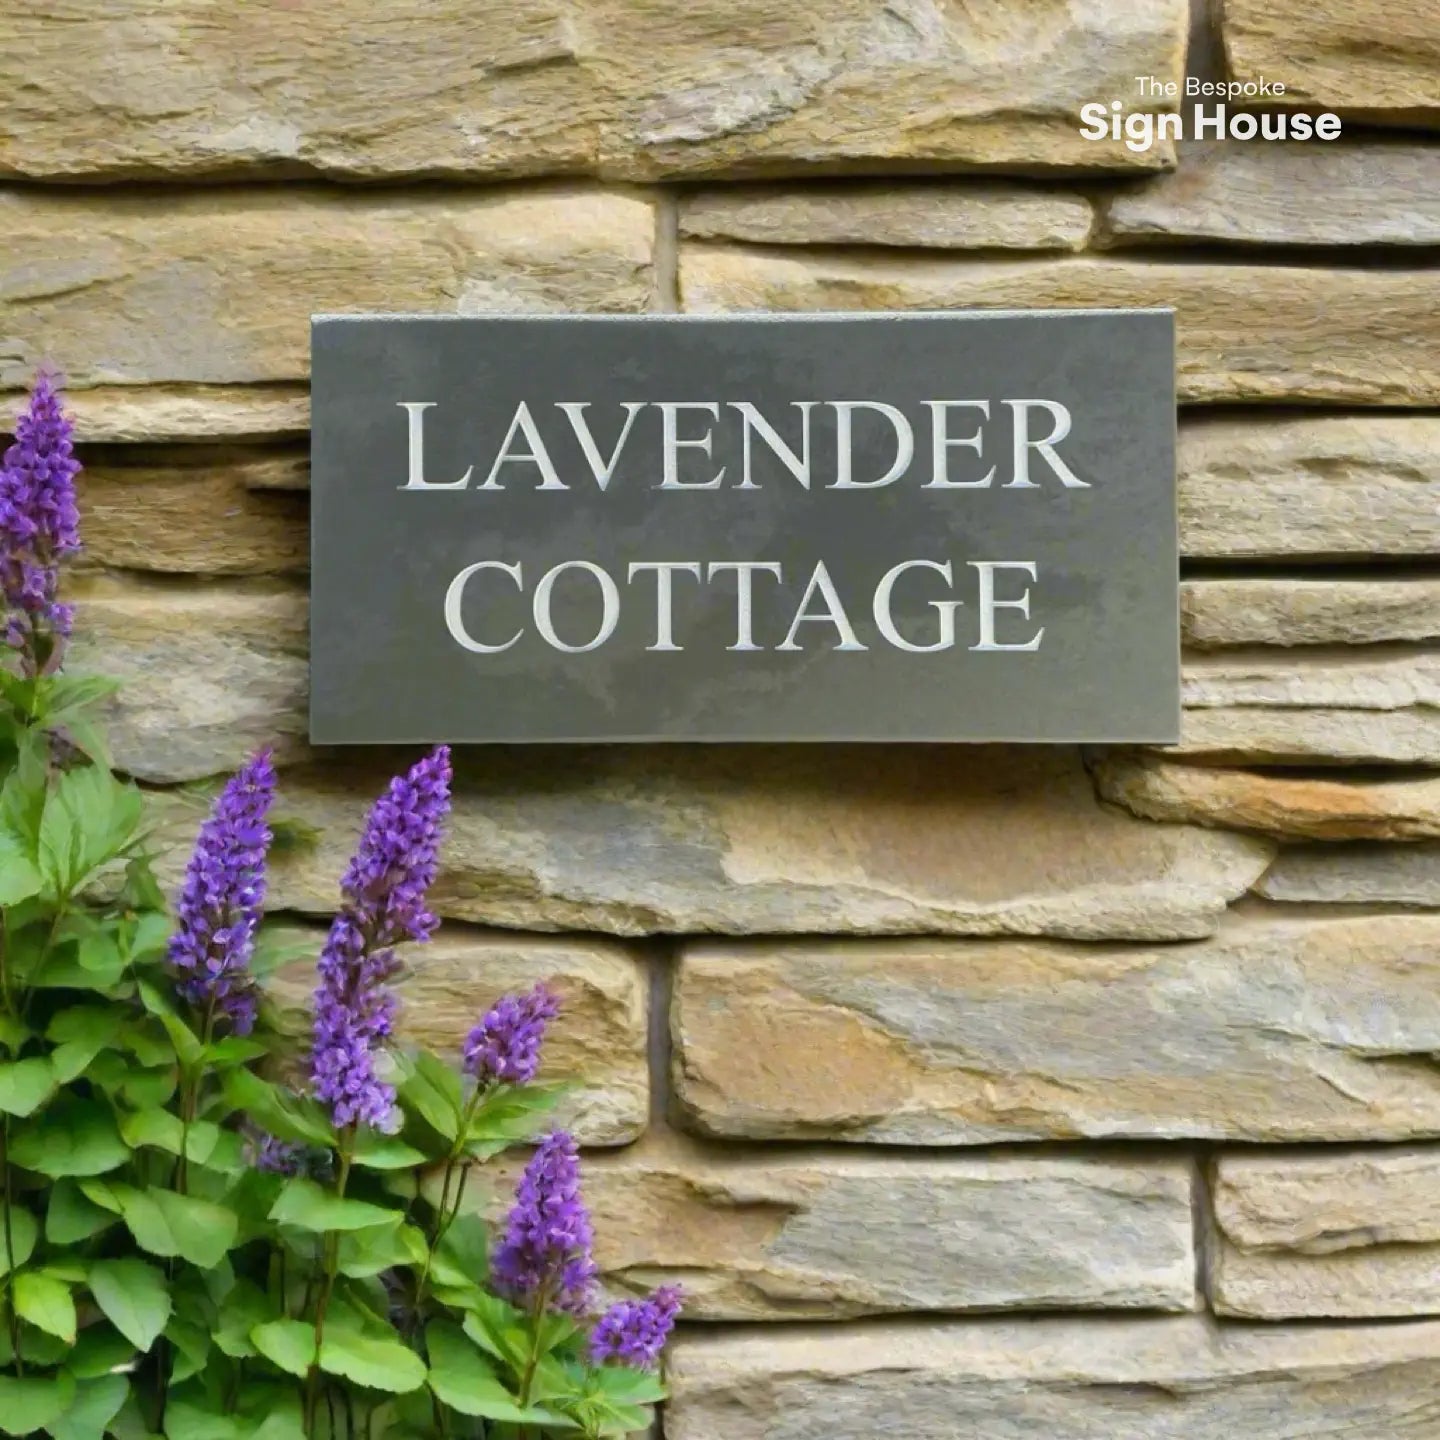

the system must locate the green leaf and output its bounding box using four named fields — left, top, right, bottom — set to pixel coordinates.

left=122, top=910, right=172, bottom=966
left=398, top=1051, right=462, bottom=1141
left=39, top=675, right=122, bottom=725
left=11, top=1100, right=129, bottom=1176
left=319, top=1330, right=427, bottom=1395
left=336, top=1222, right=428, bottom=1279
left=136, top=982, right=203, bottom=1068
left=466, top=1082, right=568, bottom=1151
left=461, top=1295, right=531, bottom=1373
left=48, top=1005, right=125, bottom=1078
left=0, top=1056, right=55, bottom=1117
left=87, top=1258, right=171, bottom=1352
left=0, top=731, right=48, bottom=853
left=350, top=1131, right=426, bottom=1171
left=38, top=765, right=143, bottom=896
left=83, top=1182, right=239, bottom=1269
left=426, top=1322, right=563, bottom=1424
left=86, top=1054, right=177, bottom=1110
left=0, top=1015, right=31, bottom=1056
left=250, top=1319, right=314, bottom=1380
left=67, top=1324, right=136, bottom=1380
left=0, top=1372, right=77, bottom=1435
left=268, top=1178, right=402, bottom=1235
left=0, top=827, right=42, bottom=906
left=0, top=1206, right=38, bottom=1275
left=14, top=1270, right=76, bottom=1342
left=163, top=1397, right=239, bottom=1440
left=213, top=1281, right=269, bottom=1360
left=52, top=1374, right=129, bottom=1440
left=224, top=1071, right=333, bottom=1149
left=593, top=1366, right=667, bottom=1407
left=164, top=1315, right=212, bottom=1385
left=118, top=1111, right=222, bottom=1166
